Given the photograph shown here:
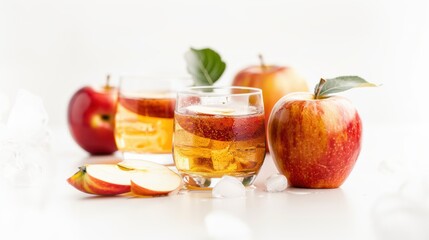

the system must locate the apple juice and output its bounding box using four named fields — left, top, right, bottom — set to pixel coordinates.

left=173, top=105, right=266, bottom=187
left=114, top=93, right=175, bottom=154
